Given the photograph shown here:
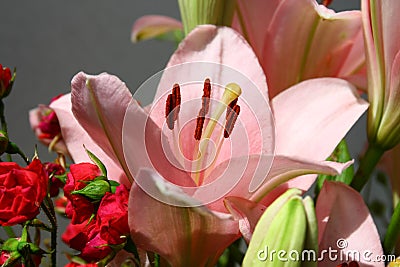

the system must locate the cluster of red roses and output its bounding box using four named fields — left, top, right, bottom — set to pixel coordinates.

left=0, top=65, right=132, bottom=266
left=0, top=158, right=131, bottom=266
left=62, top=163, right=130, bottom=264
